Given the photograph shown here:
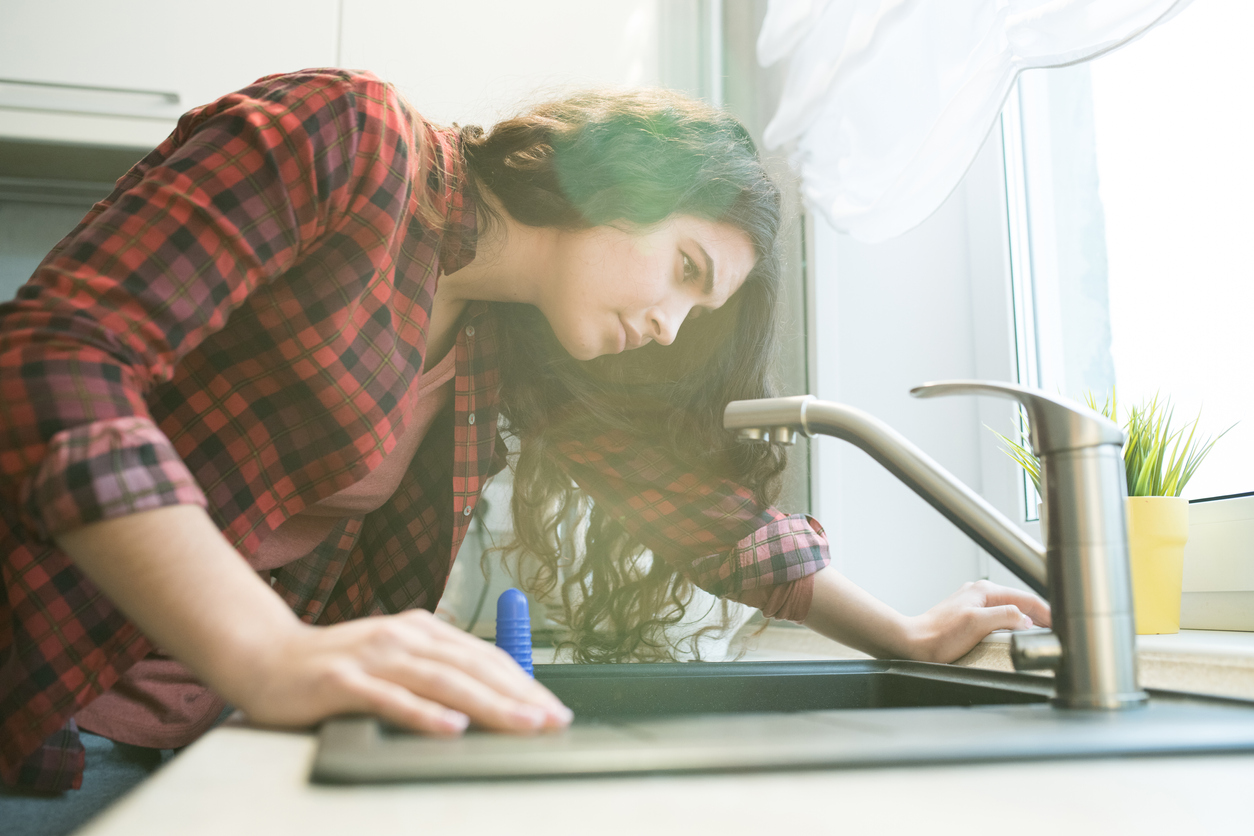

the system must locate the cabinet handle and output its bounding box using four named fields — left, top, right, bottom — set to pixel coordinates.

left=0, top=77, right=180, bottom=119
